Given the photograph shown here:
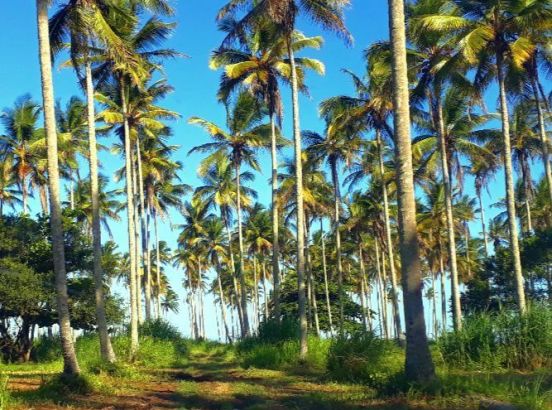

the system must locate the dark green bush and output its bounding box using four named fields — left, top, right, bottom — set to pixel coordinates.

left=31, top=335, right=62, bottom=363
left=139, top=319, right=182, bottom=341
left=326, top=332, right=404, bottom=389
